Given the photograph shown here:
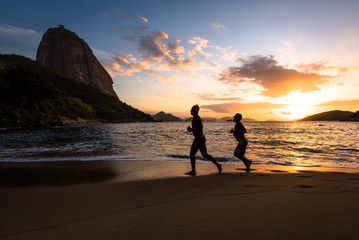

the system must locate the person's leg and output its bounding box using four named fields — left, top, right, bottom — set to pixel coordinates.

left=186, top=140, right=199, bottom=176
left=199, top=141, right=222, bottom=174
left=234, top=142, right=252, bottom=171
